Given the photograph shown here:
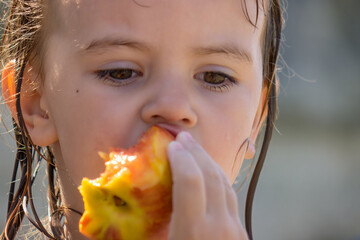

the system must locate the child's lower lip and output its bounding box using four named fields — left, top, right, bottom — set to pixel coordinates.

left=155, top=124, right=181, bottom=137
